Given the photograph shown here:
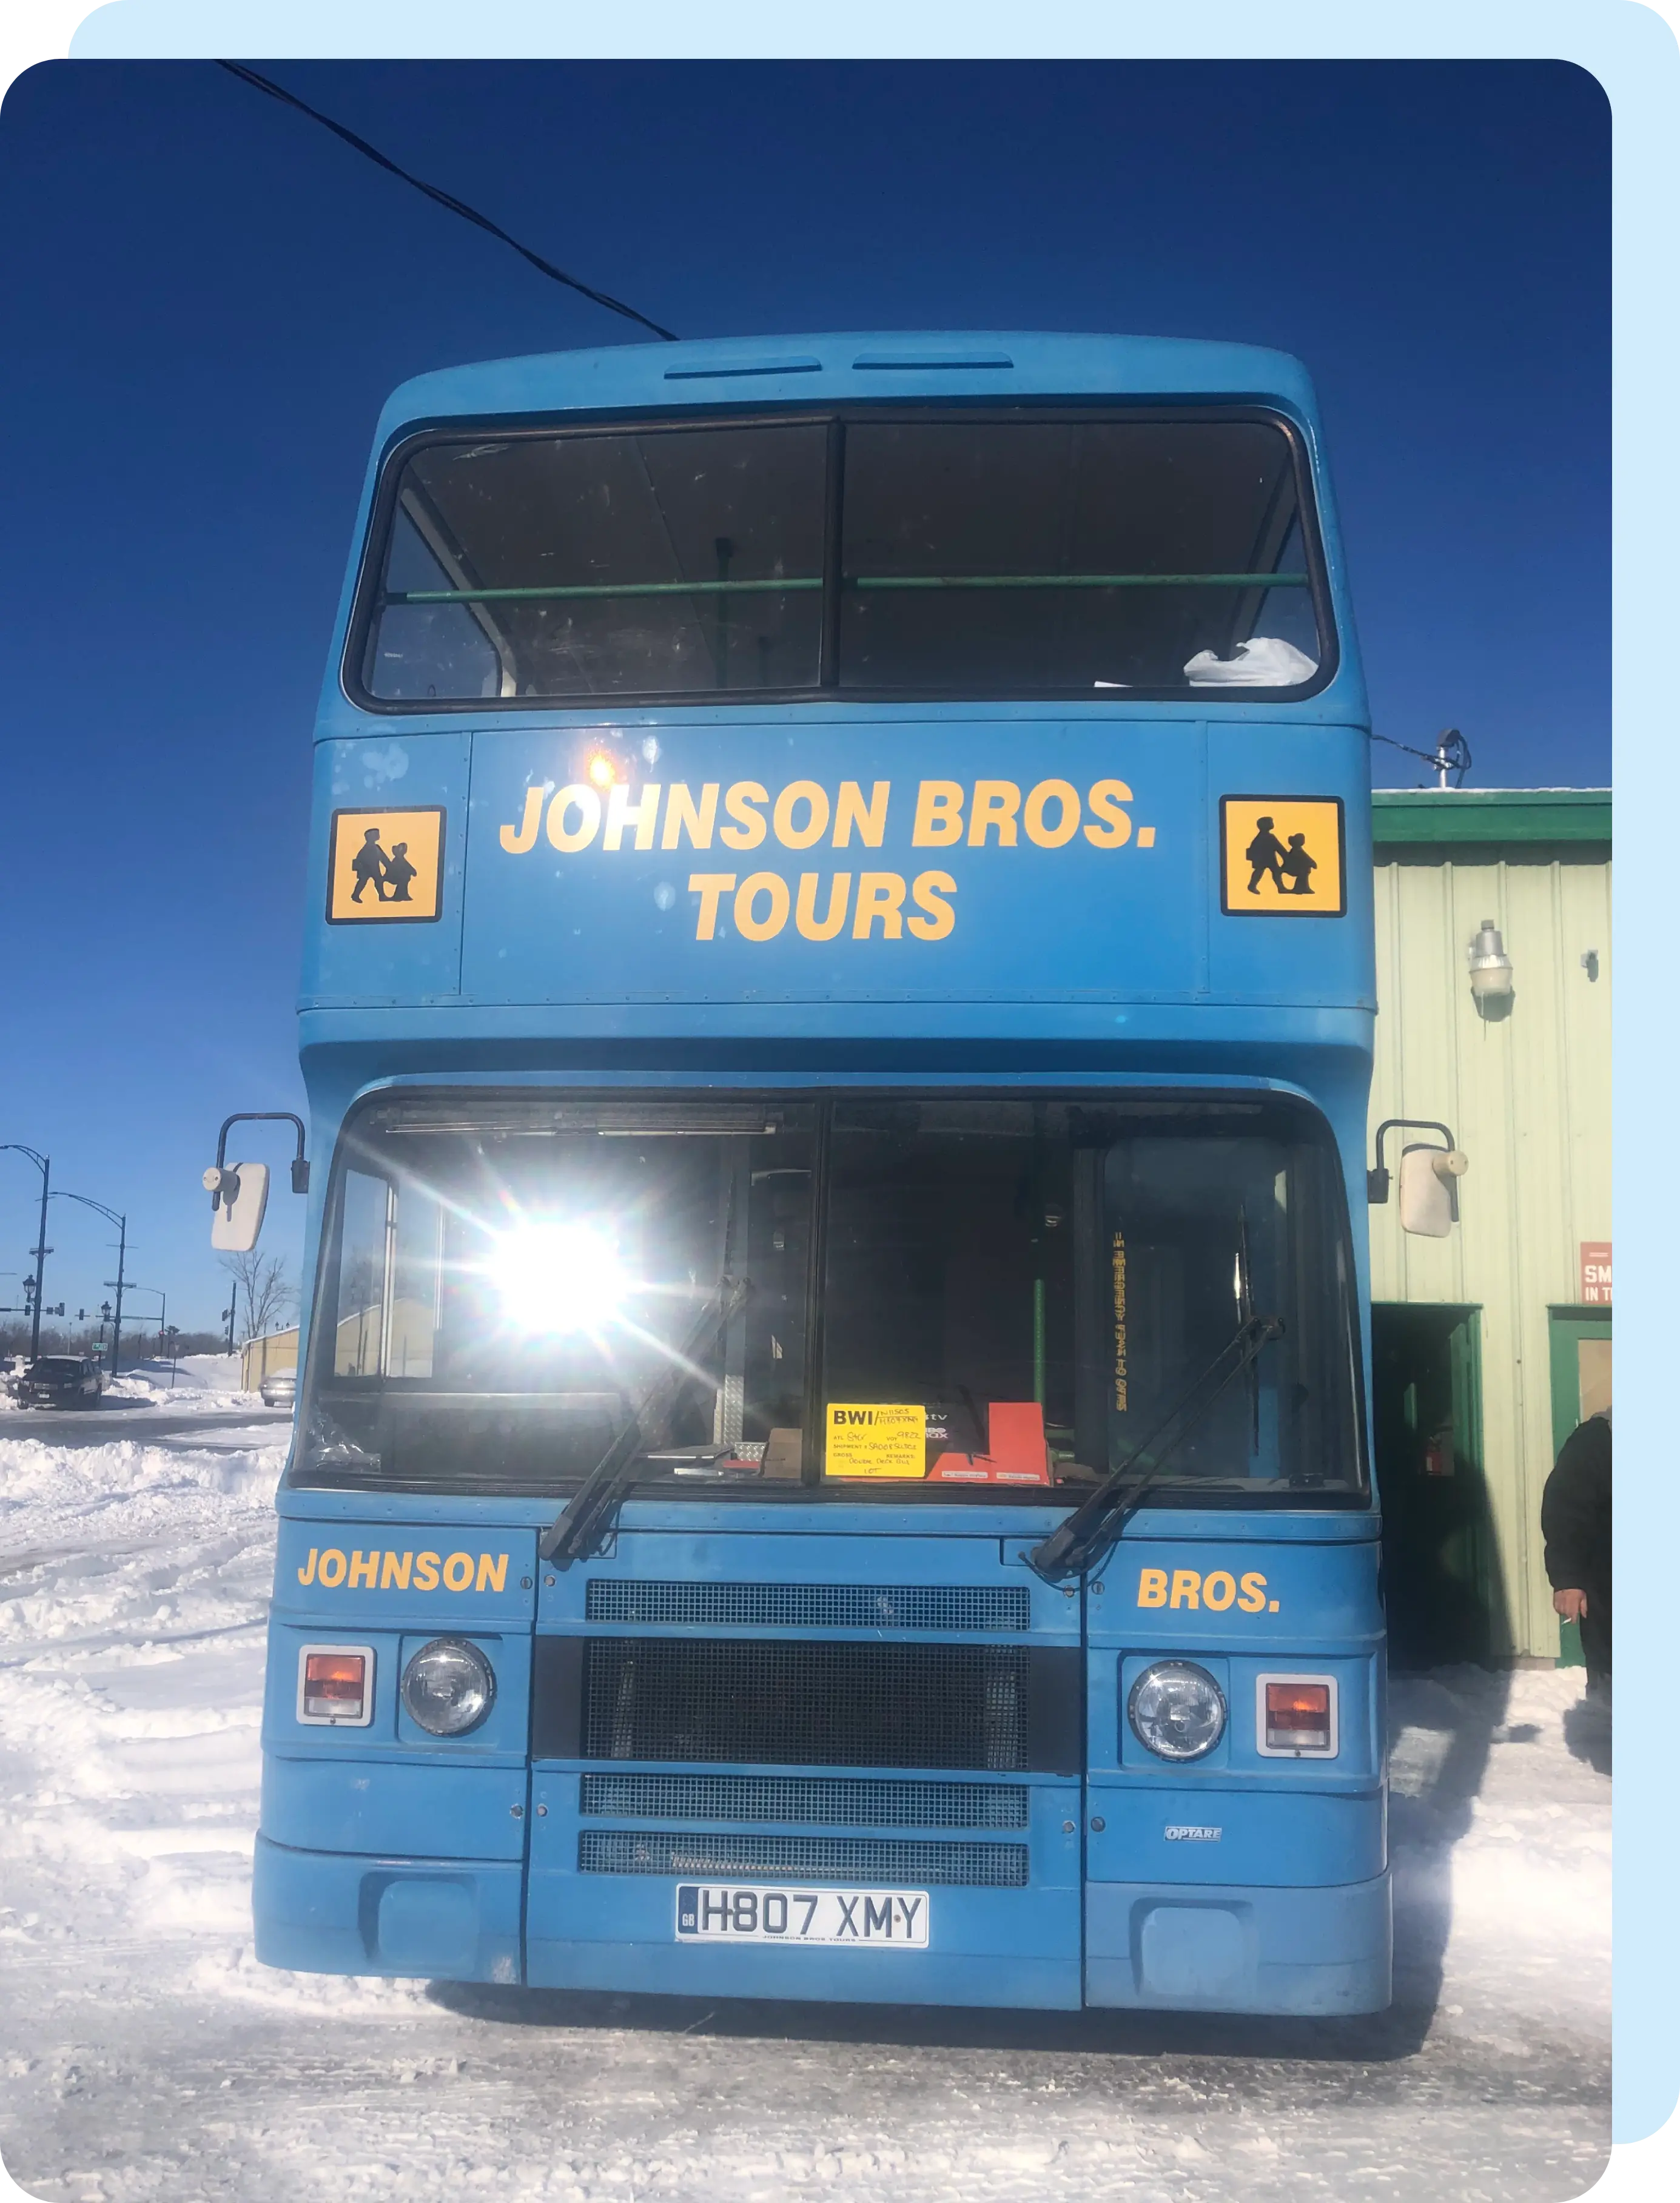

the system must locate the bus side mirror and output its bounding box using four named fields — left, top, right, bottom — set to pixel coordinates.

left=205, top=1111, right=309, bottom=1238
left=1397, top=1145, right=1468, bottom=1238
left=206, top=1161, right=269, bottom=1251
